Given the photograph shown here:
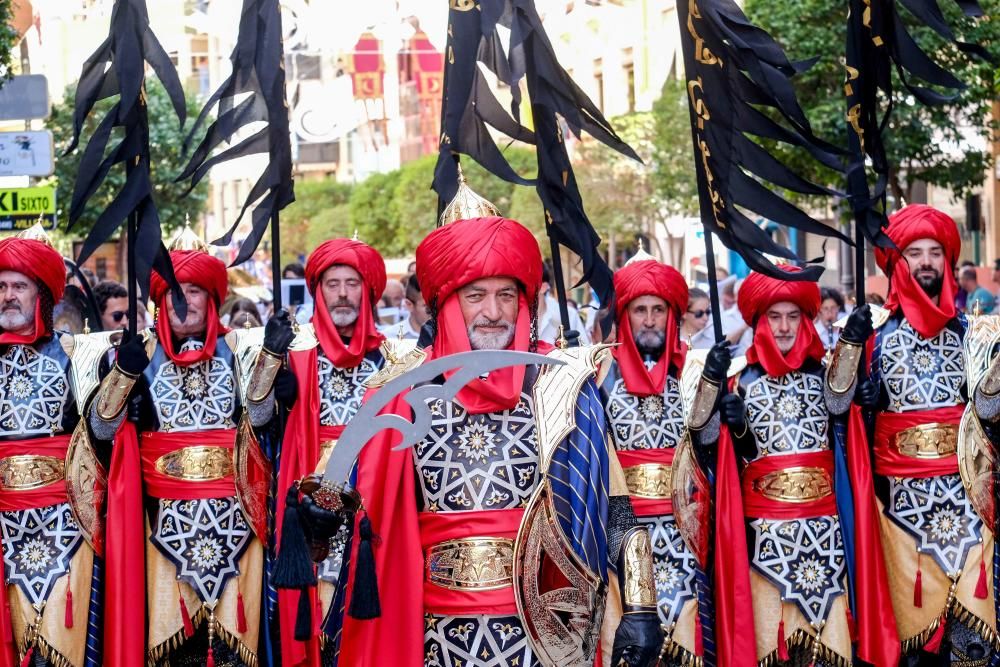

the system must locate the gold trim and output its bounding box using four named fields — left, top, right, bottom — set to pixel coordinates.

left=827, top=339, right=862, bottom=395
left=688, top=375, right=720, bottom=431
left=623, top=463, right=672, bottom=500
left=426, top=537, right=514, bottom=591
left=154, top=446, right=233, bottom=481
left=891, top=423, right=959, bottom=459
left=757, top=626, right=849, bottom=667
left=145, top=605, right=258, bottom=667
left=0, top=455, right=64, bottom=490
left=365, top=336, right=427, bottom=389
left=438, top=163, right=501, bottom=227
left=621, top=528, right=657, bottom=607
left=247, top=348, right=283, bottom=403
left=751, top=466, right=833, bottom=503
left=18, top=632, right=74, bottom=667
left=95, top=365, right=139, bottom=421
